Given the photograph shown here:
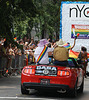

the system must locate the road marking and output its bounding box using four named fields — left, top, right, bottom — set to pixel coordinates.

left=0, top=86, right=18, bottom=89
left=0, top=97, right=55, bottom=100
